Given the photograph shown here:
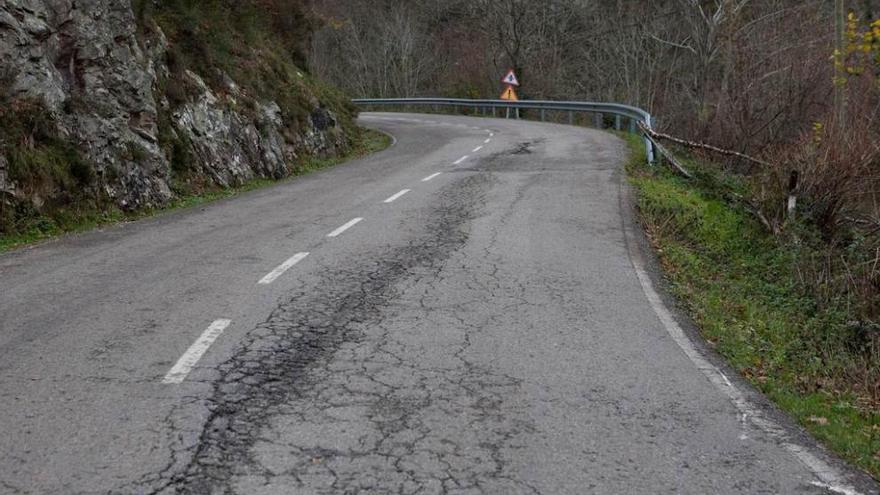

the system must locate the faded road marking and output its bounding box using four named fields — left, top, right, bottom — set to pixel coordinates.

left=258, top=252, right=310, bottom=285
left=162, top=319, right=232, bottom=384
left=328, top=218, right=363, bottom=238
left=422, top=172, right=442, bottom=182
left=383, top=189, right=411, bottom=203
